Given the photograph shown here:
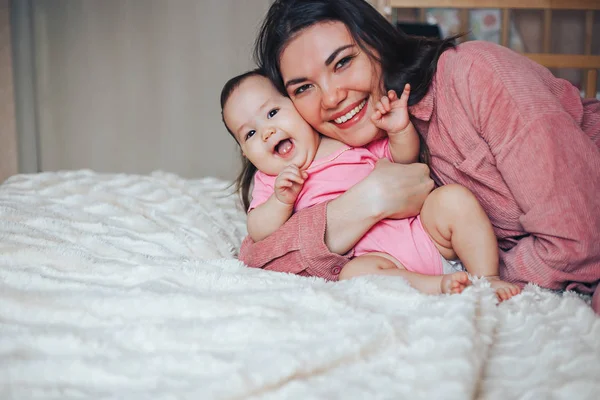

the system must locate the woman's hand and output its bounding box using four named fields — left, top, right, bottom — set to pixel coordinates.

left=363, top=159, right=434, bottom=219
left=325, top=159, right=434, bottom=254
